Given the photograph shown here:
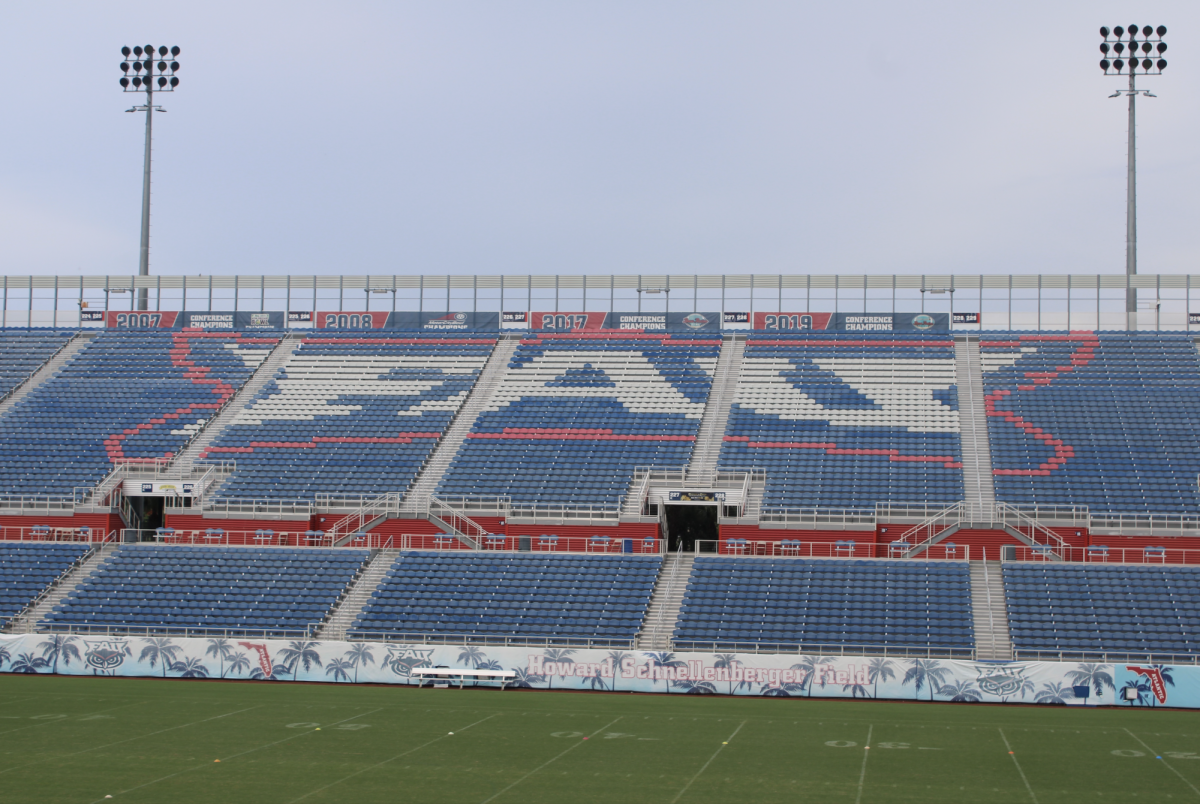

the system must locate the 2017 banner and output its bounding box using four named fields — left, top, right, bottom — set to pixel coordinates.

left=529, top=312, right=721, bottom=333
